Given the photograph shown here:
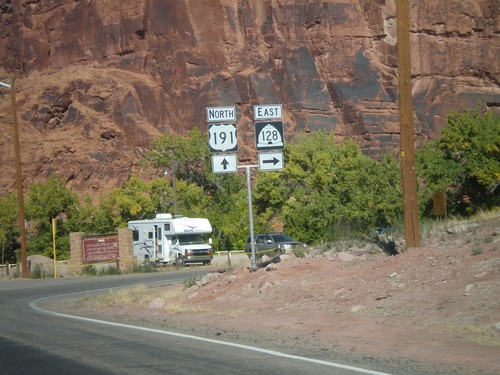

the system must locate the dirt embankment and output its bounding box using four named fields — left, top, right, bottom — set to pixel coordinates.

left=75, top=215, right=500, bottom=374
